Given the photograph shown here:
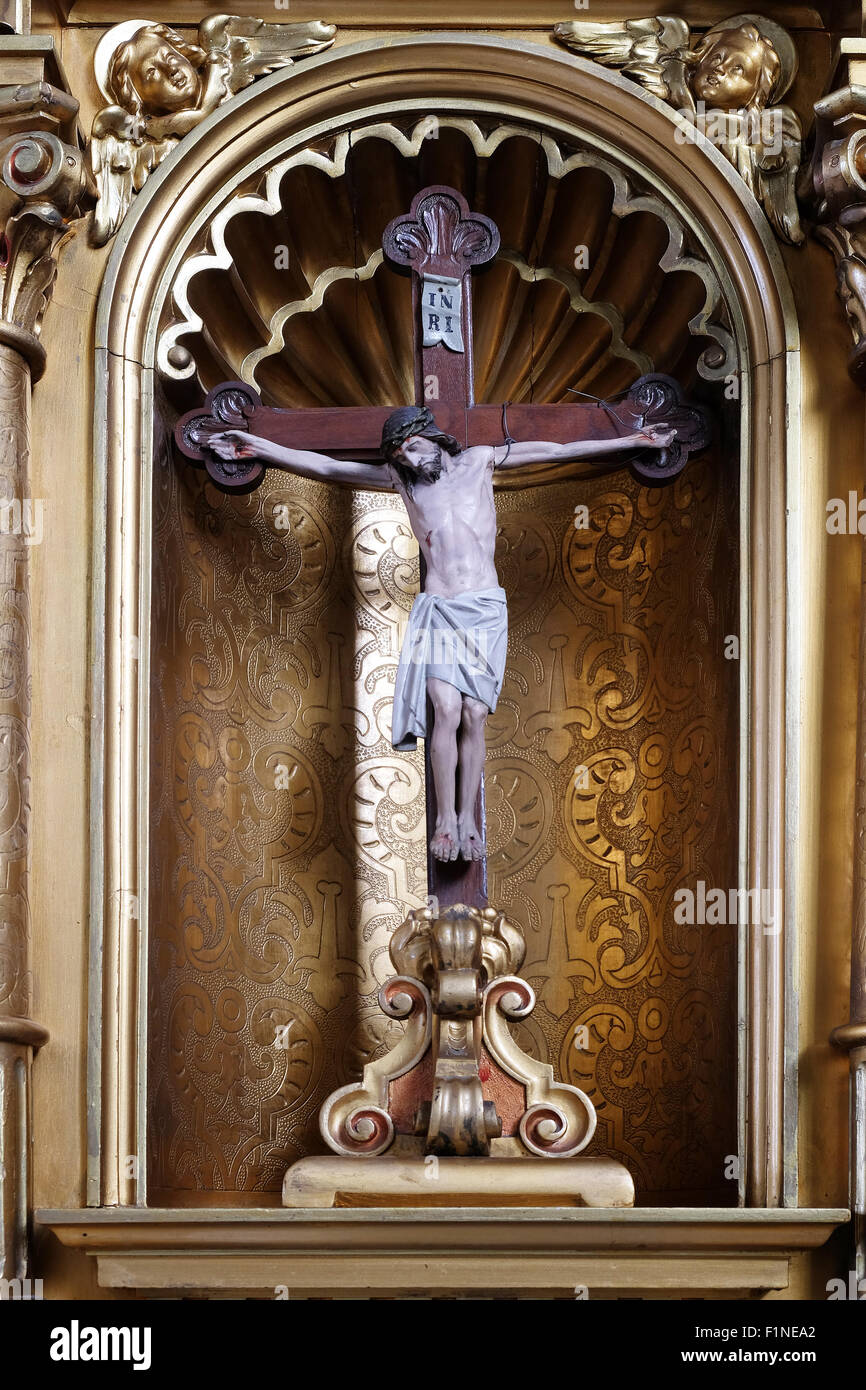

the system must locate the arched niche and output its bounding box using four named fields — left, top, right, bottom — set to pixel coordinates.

left=88, top=34, right=799, bottom=1212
